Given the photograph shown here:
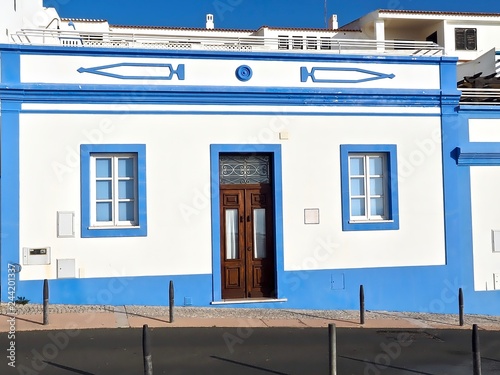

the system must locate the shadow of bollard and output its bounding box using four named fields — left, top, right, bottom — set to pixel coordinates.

left=143, top=324, right=153, bottom=375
